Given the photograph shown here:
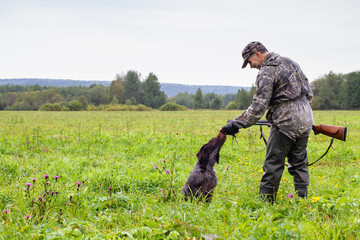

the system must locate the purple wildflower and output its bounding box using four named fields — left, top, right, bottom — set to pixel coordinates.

left=54, top=175, right=60, bottom=181
left=287, top=194, right=294, bottom=199
left=32, top=178, right=36, bottom=183
left=3, top=210, right=9, bottom=214
left=226, top=165, right=229, bottom=170
left=339, top=163, right=342, bottom=166
left=26, top=215, right=30, bottom=220
left=154, top=165, right=158, bottom=170
left=39, top=196, right=43, bottom=201
left=26, top=182, right=32, bottom=187
left=76, top=181, right=82, bottom=186
left=163, top=158, right=166, bottom=162
left=43, top=174, right=49, bottom=179
left=165, top=169, right=170, bottom=174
